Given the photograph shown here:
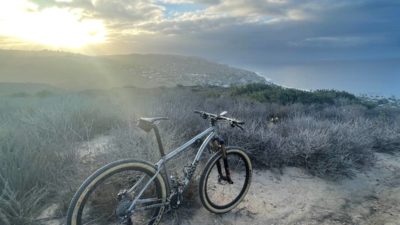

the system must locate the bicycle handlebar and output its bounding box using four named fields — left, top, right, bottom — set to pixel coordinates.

left=194, top=110, right=245, bottom=130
